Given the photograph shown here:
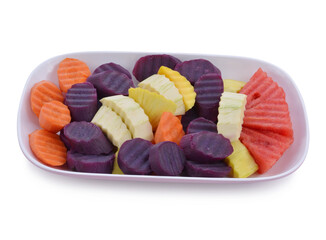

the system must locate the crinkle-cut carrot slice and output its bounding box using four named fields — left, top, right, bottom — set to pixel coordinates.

left=30, top=80, right=64, bottom=117
left=39, top=100, right=71, bottom=133
left=154, top=112, right=185, bottom=145
left=29, top=129, right=67, bottom=166
left=57, top=58, right=91, bottom=93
